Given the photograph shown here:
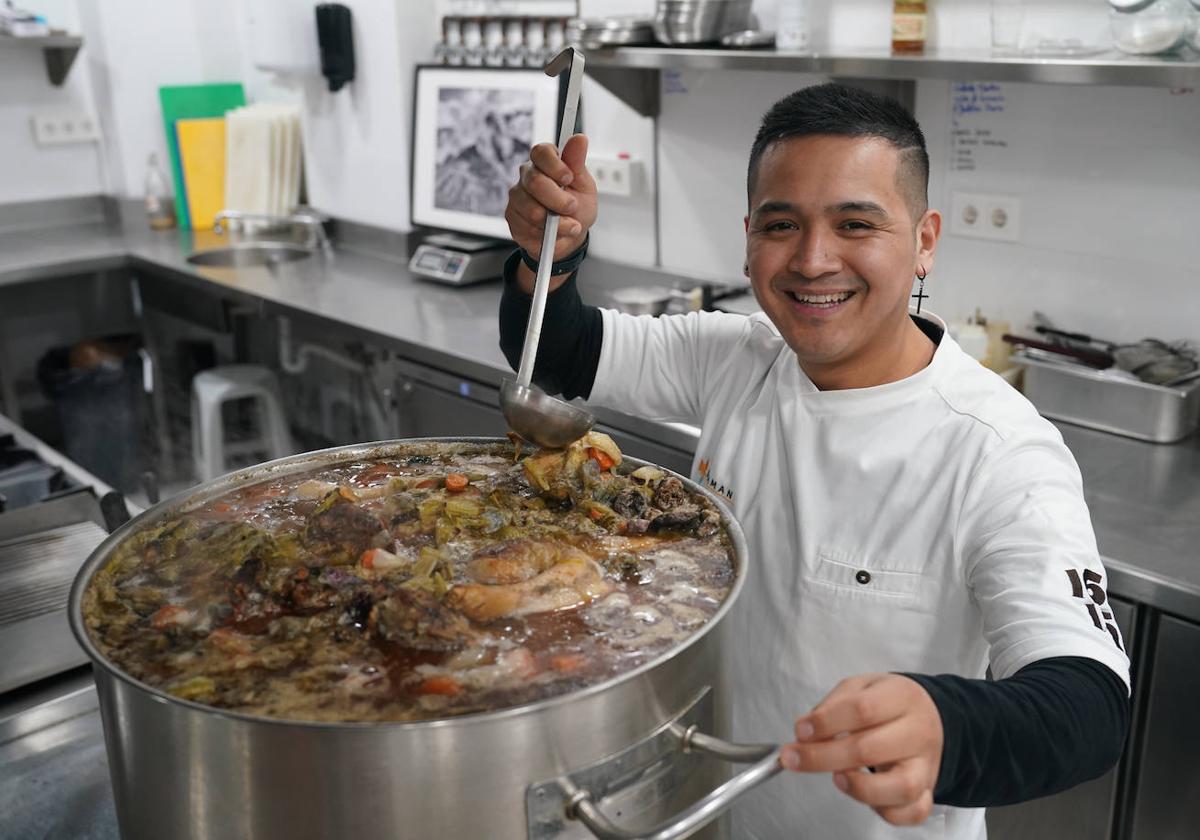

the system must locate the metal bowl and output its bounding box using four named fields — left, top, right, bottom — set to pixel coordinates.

left=654, top=0, right=753, bottom=45
left=566, top=16, right=657, bottom=49
left=610, top=285, right=676, bottom=316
